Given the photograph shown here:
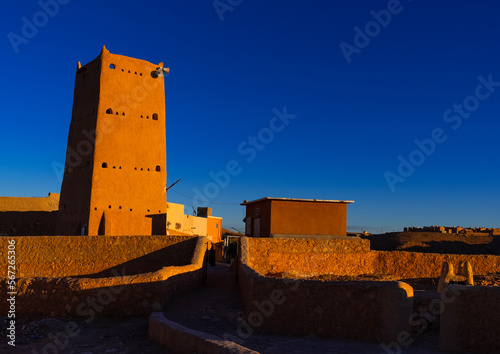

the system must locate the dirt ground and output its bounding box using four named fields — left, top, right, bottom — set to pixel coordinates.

left=1, top=315, right=170, bottom=353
